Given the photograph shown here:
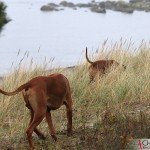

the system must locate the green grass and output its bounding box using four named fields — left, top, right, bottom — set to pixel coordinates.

left=0, top=39, right=150, bottom=149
